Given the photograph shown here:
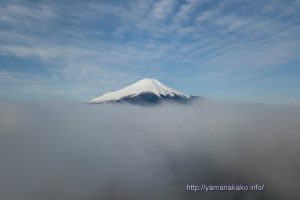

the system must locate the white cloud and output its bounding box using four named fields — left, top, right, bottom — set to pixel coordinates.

left=0, top=0, right=299, bottom=101
left=151, top=0, right=176, bottom=20
left=0, top=3, right=57, bottom=23
left=172, top=0, right=212, bottom=24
